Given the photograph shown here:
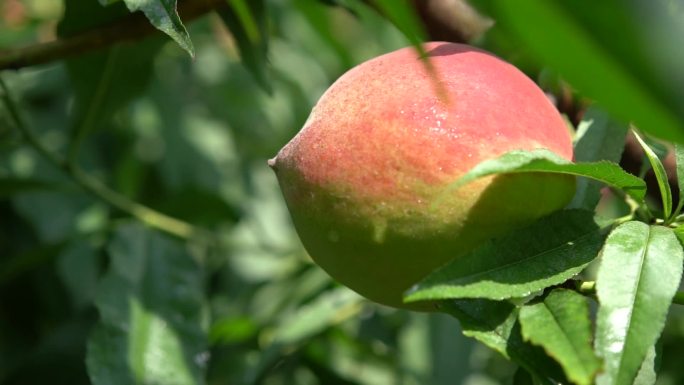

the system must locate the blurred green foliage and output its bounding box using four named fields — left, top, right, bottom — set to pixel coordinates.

left=0, top=1, right=488, bottom=384
left=1, top=1, right=684, bottom=384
